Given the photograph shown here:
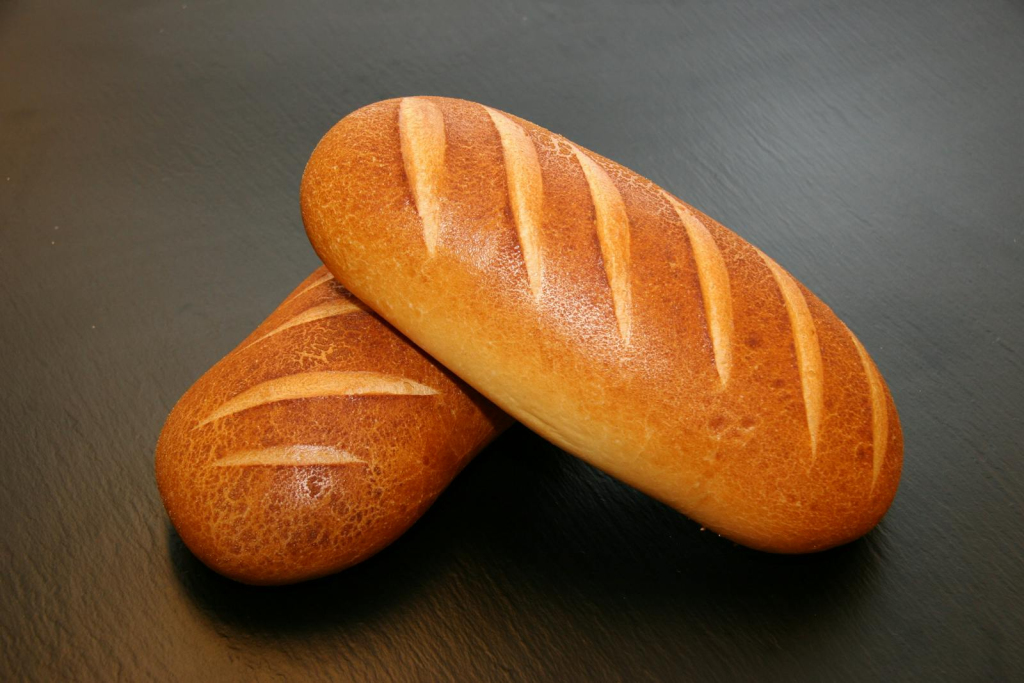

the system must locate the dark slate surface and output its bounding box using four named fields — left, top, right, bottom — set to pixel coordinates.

left=1, top=1, right=1022, bottom=680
